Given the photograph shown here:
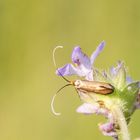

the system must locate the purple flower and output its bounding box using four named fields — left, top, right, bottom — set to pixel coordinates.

left=76, top=101, right=118, bottom=139
left=99, top=122, right=118, bottom=139
left=77, top=102, right=113, bottom=119
left=54, top=42, right=140, bottom=140
left=56, top=41, right=105, bottom=80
